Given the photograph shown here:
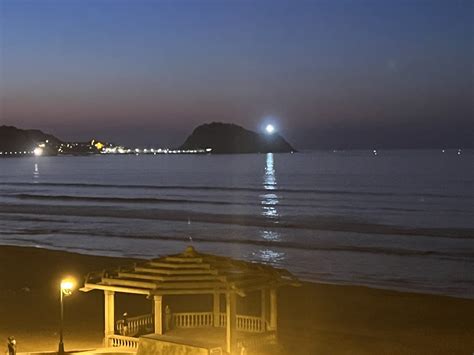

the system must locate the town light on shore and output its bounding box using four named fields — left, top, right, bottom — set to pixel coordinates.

left=33, top=147, right=44, bottom=156
left=59, top=277, right=76, bottom=354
